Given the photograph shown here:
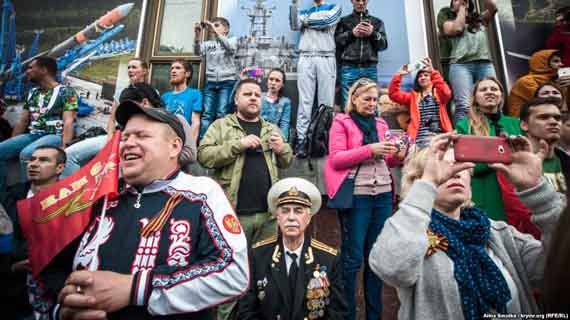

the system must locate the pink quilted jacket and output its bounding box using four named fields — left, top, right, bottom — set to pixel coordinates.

left=324, top=113, right=398, bottom=198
